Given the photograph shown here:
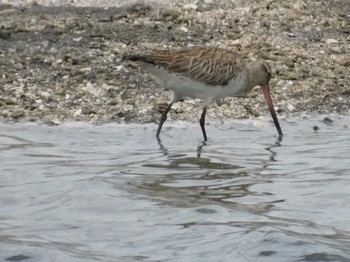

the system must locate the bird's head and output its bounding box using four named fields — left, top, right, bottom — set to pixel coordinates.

left=248, top=60, right=283, bottom=137
left=249, top=60, right=272, bottom=88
